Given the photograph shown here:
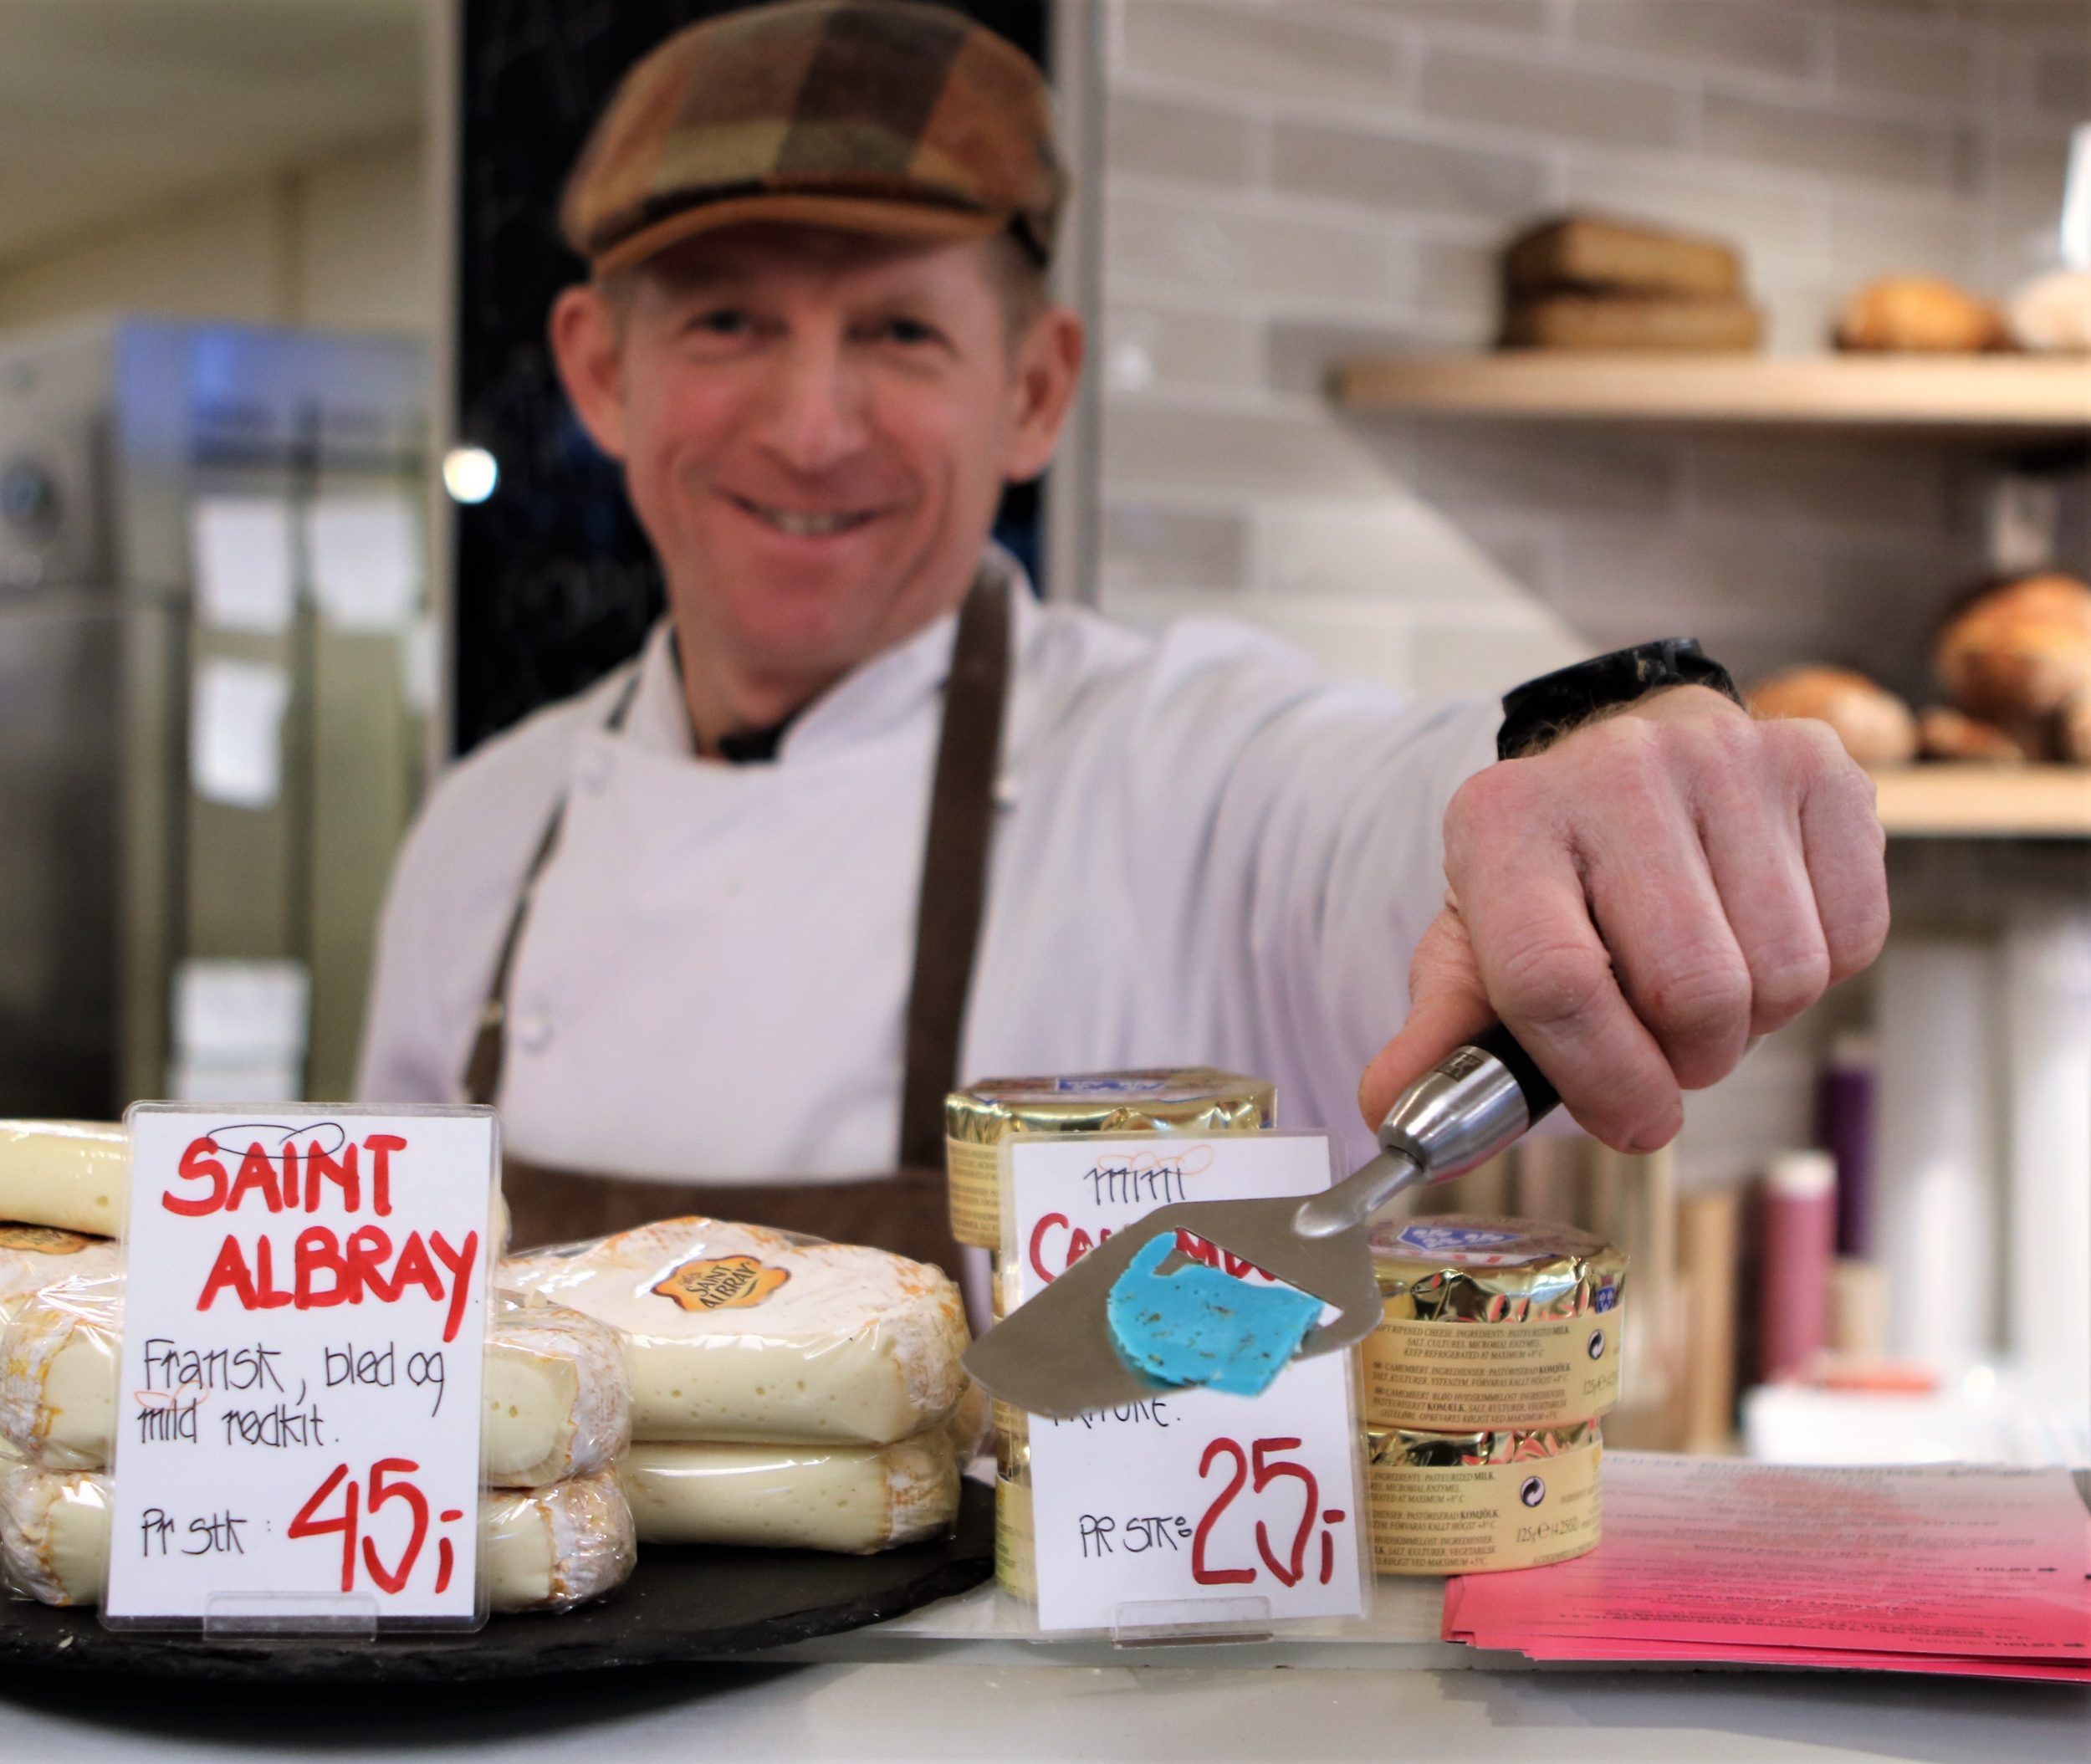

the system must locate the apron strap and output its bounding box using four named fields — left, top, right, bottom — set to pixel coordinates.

left=462, top=575, right=1012, bottom=1169
left=461, top=668, right=644, bottom=1109
left=897, top=573, right=1010, bottom=1172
